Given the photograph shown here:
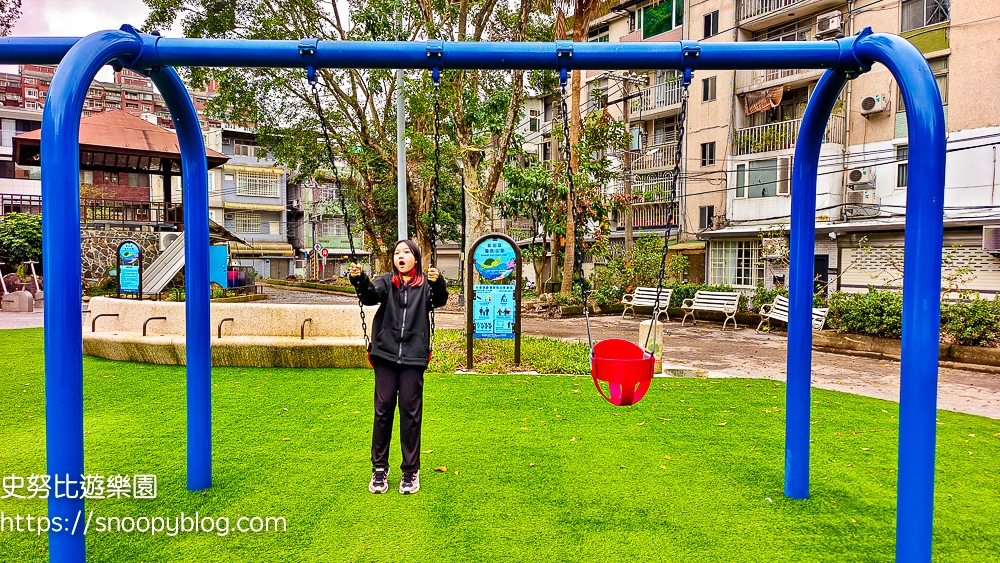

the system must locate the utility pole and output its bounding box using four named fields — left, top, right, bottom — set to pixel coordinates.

left=396, top=70, right=407, bottom=241
left=395, top=7, right=407, bottom=241
left=622, top=79, right=634, bottom=253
